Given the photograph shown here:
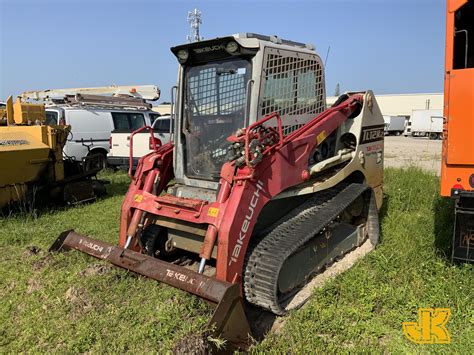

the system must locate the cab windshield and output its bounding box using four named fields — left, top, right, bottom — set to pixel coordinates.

left=183, top=58, right=251, bottom=180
